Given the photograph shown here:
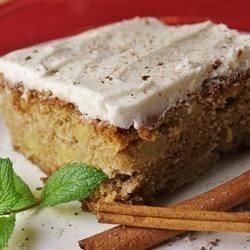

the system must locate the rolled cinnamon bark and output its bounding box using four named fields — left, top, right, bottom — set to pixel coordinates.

left=98, top=204, right=250, bottom=222
left=98, top=213, right=250, bottom=233
left=79, top=170, right=250, bottom=250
